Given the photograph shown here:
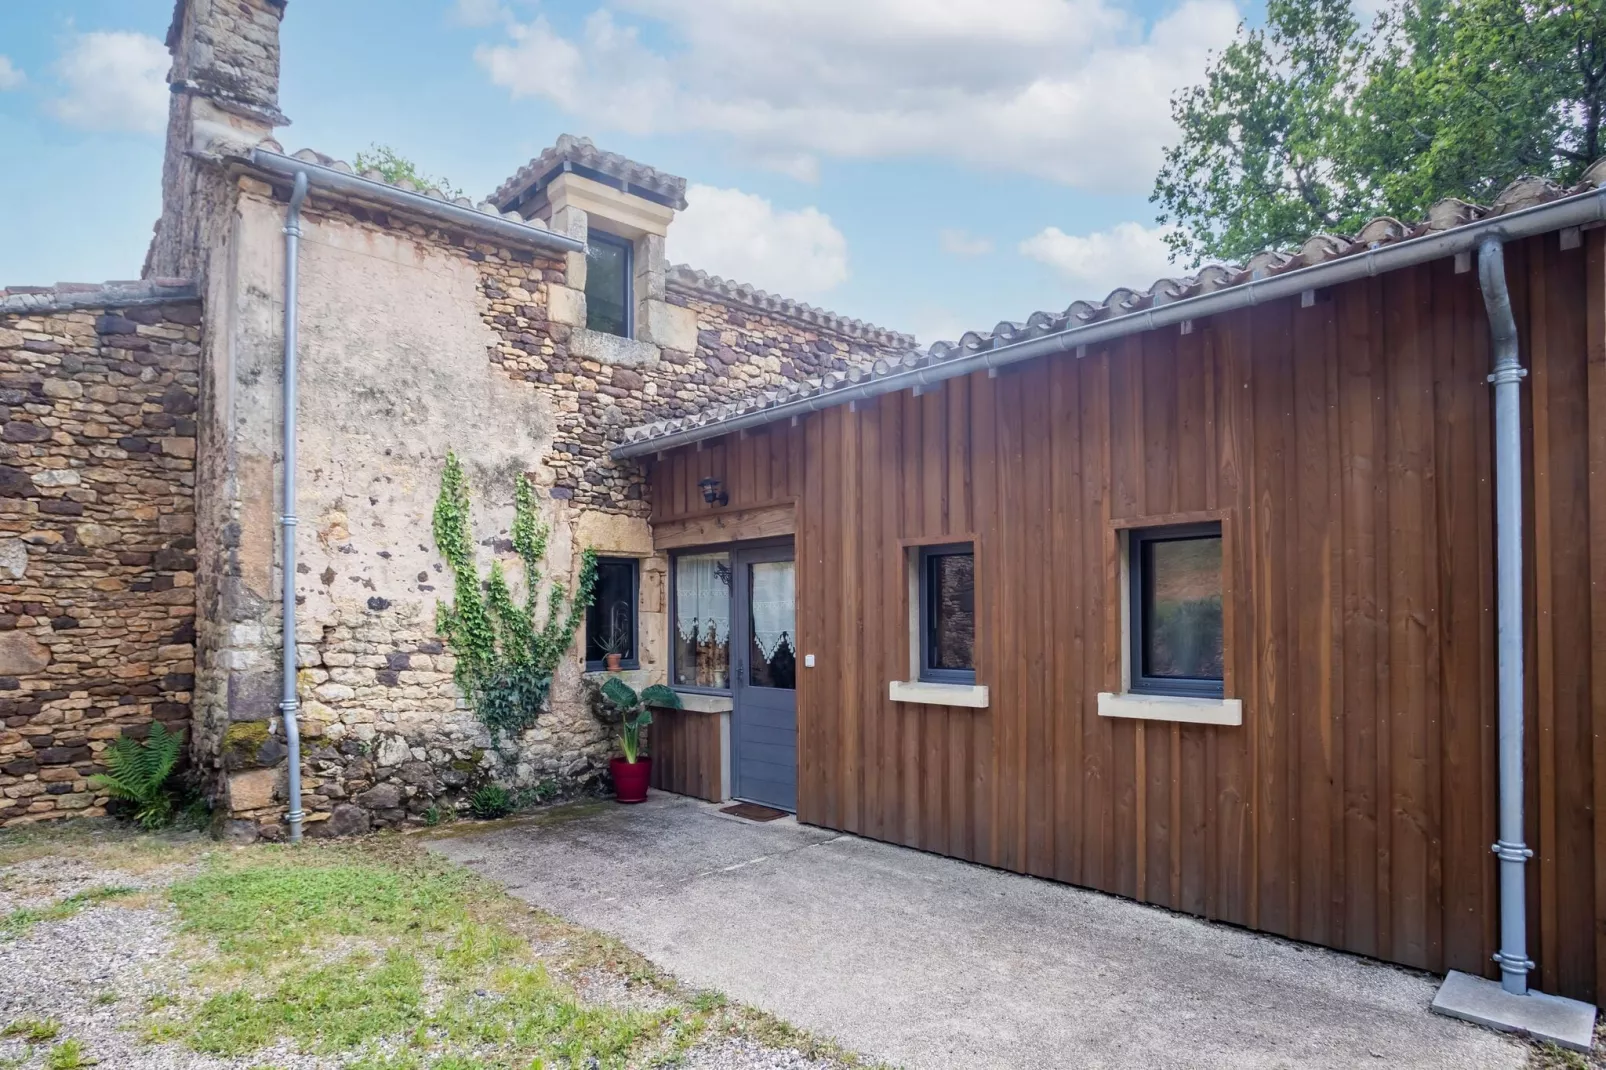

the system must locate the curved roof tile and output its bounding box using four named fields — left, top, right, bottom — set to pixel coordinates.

left=492, top=134, right=690, bottom=212
left=617, top=162, right=1606, bottom=452
left=666, top=265, right=917, bottom=350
